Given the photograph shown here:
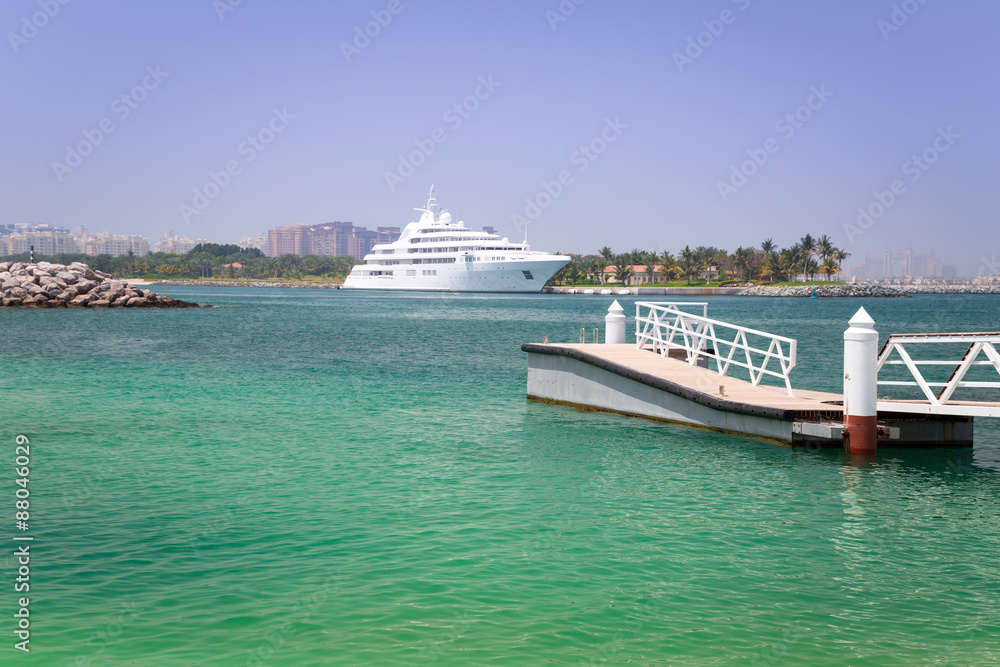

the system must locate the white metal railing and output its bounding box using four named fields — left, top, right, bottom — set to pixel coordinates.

left=635, top=302, right=798, bottom=396
left=876, top=332, right=1000, bottom=416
